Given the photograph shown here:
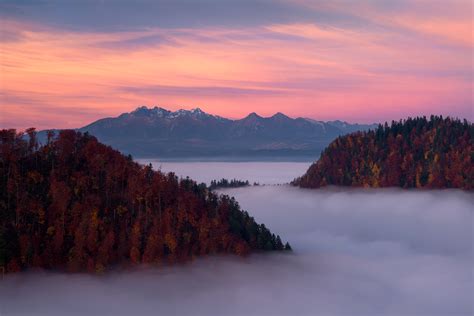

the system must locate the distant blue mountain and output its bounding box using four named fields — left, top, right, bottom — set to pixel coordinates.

left=37, top=106, right=377, bottom=159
